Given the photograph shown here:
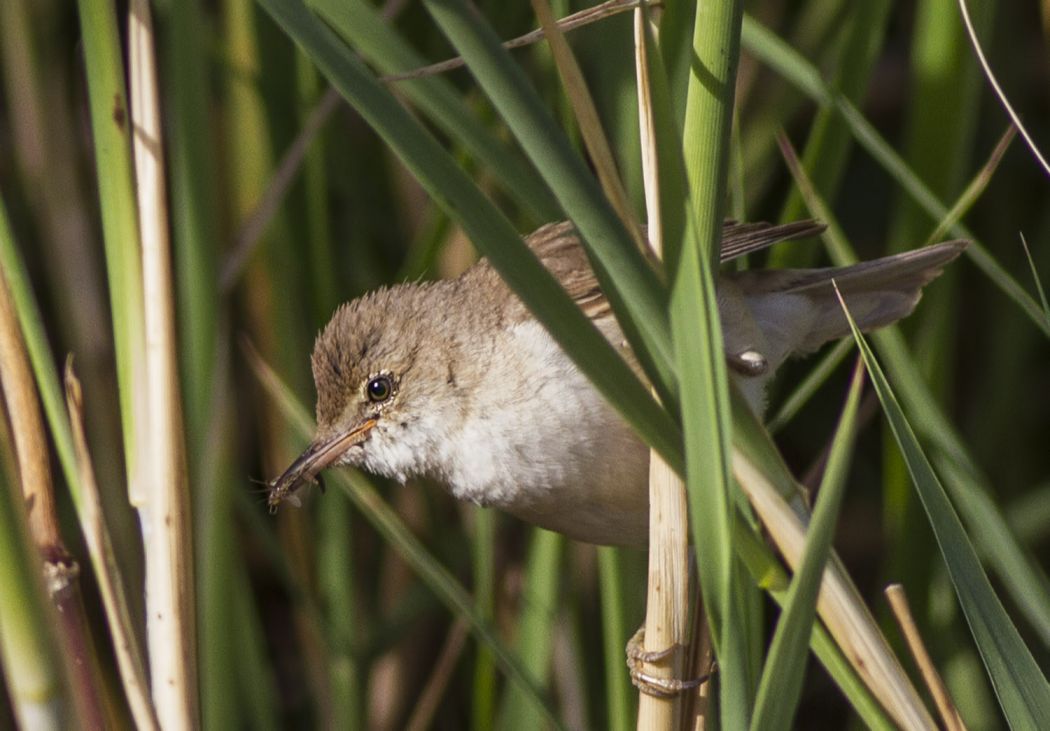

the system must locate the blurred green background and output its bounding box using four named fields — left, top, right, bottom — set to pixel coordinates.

left=1, top=0, right=1049, bottom=728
